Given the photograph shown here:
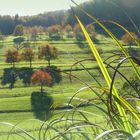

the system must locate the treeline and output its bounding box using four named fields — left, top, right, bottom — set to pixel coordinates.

left=0, top=0, right=140, bottom=35
left=0, top=11, right=66, bottom=35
